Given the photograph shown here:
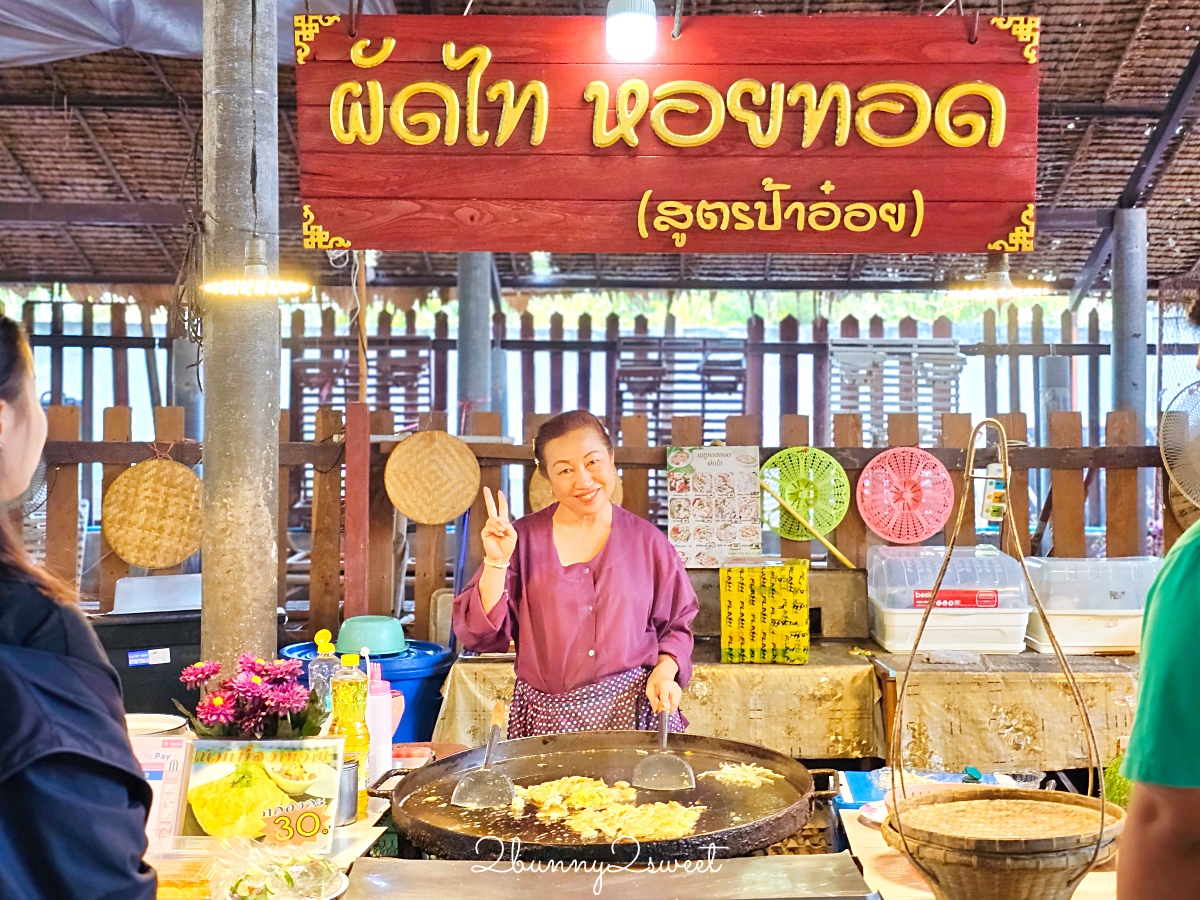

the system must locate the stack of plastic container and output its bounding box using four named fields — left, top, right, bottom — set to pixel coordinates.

left=867, top=545, right=1031, bottom=653
left=1022, top=557, right=1160, bottom=654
